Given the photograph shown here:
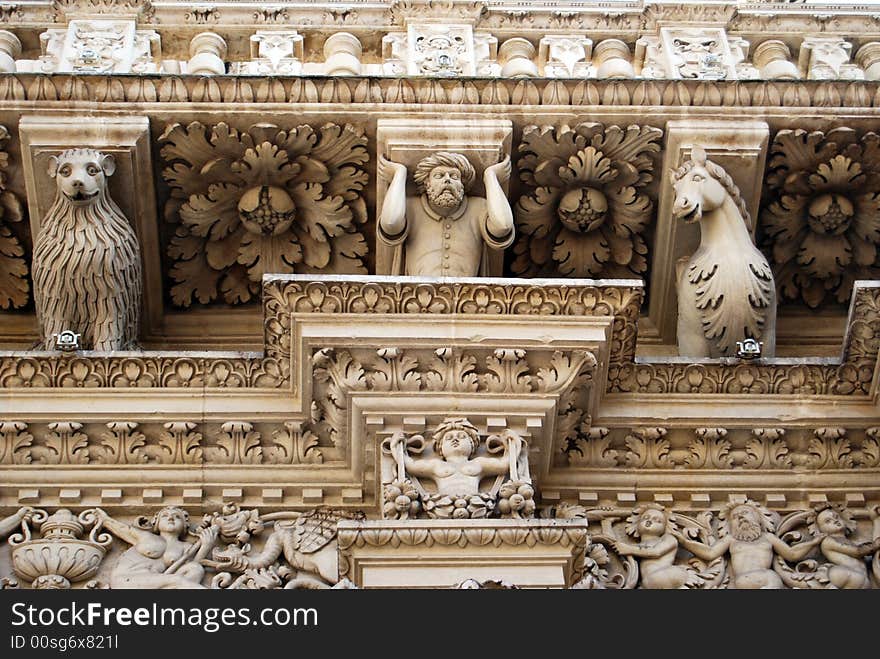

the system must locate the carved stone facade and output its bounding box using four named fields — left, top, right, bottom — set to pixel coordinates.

left=1, top=0, right=880, bottom=590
